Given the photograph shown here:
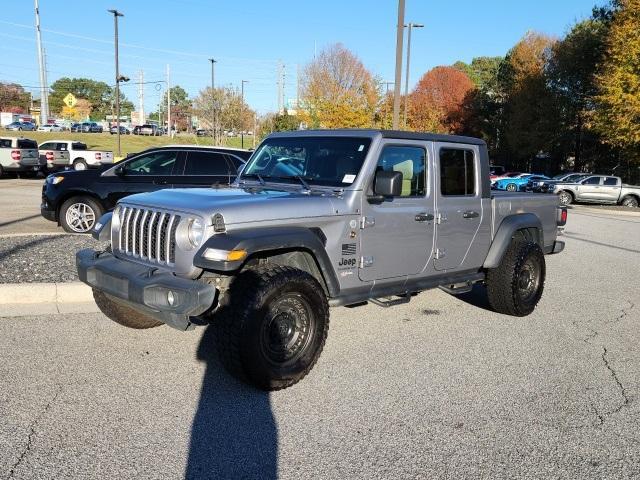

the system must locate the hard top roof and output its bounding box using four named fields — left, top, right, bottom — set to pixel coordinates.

left=266, top=129, right=486, bottom=146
